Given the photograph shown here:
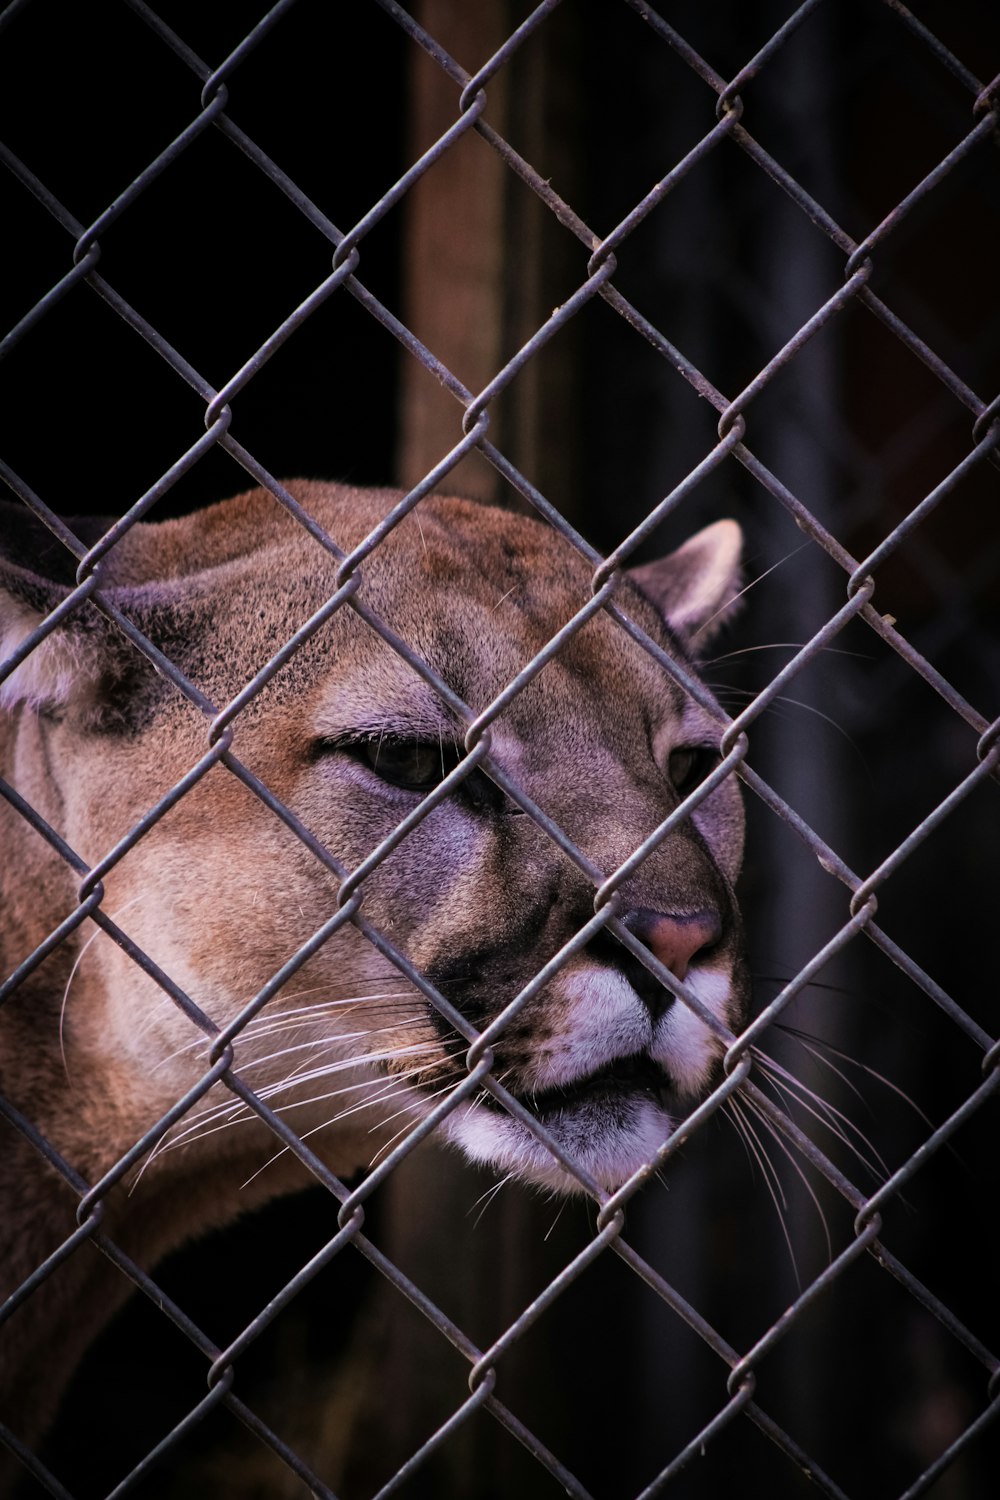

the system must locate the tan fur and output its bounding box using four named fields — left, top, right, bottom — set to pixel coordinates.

left=0, top=481, right=748, bottom=1450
